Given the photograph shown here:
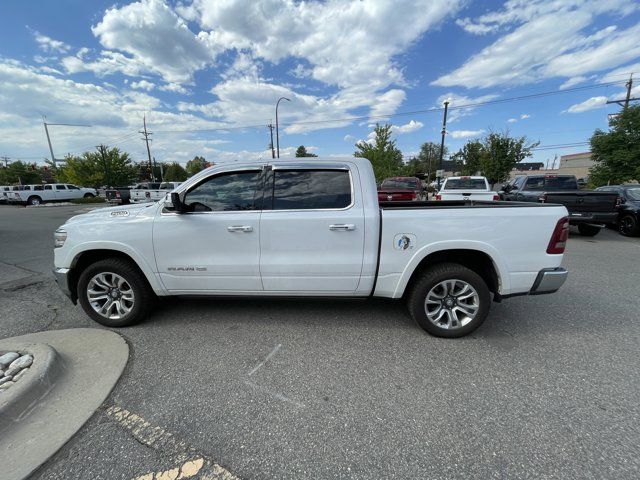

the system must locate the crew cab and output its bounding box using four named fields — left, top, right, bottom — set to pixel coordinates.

left=130, top=182, right=182, bottom=203
left=378, top=177, right=425, bottom=202
left=11, top=184, right=97, bottom=206
left=501, top=174, right=618, bottom=236
left=436, top=176, right=499, bottom=201
left=53, top=158, right=569, bottom=338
